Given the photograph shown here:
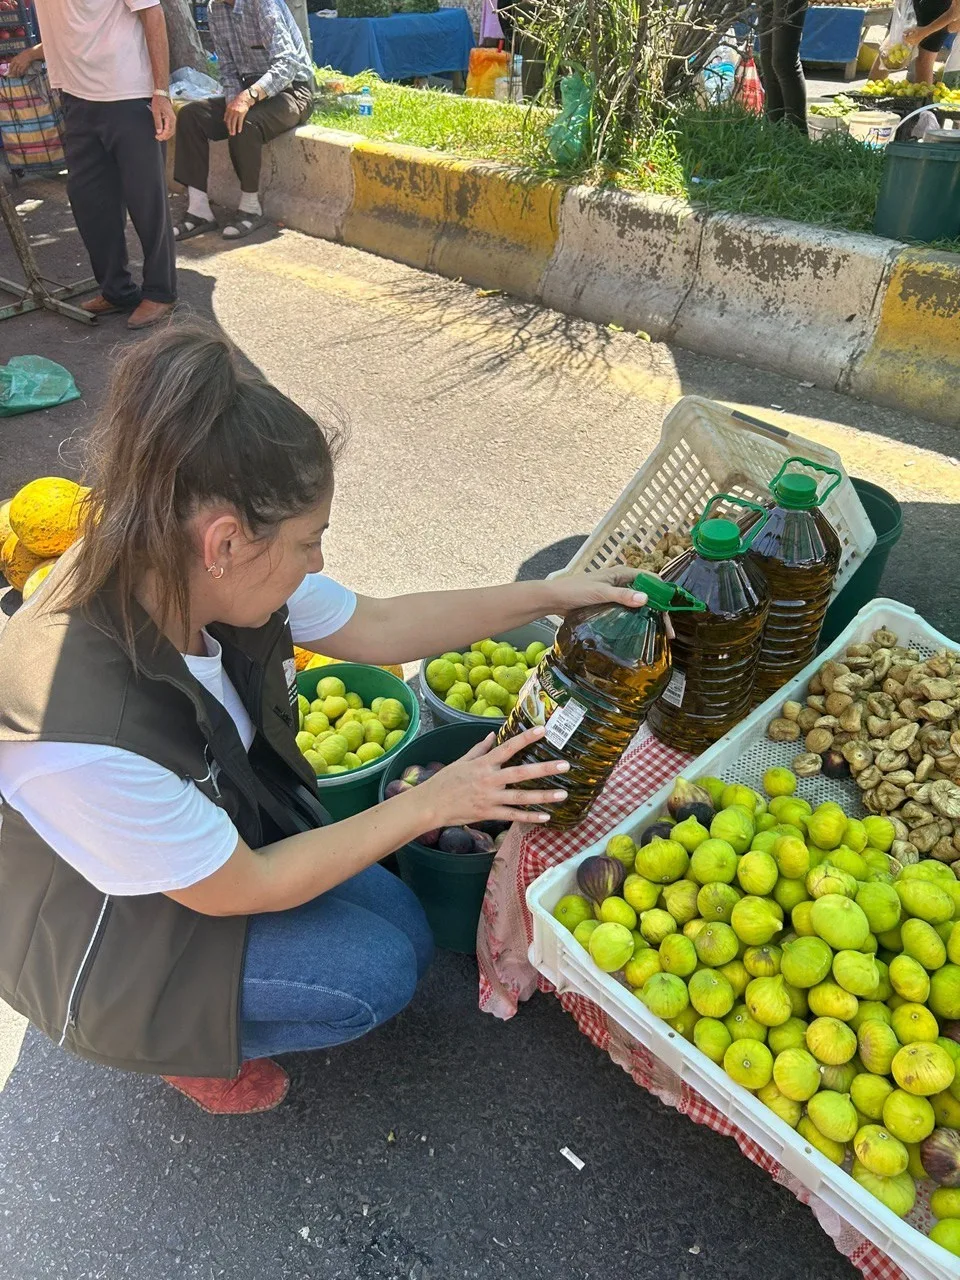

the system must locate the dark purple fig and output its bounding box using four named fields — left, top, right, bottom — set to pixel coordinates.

left=576, top=854, right=626, bottom=905
left=674, top=802, right=715, bottom=827
left=666, top=778, right=713, bottom=821
left=402, top=764, right=432, bottom=787
left=466, top=827, right=496, bottom=854
left=425, top=762, right=445, bottom=775
left=417, top=827, right=440, bottom=847
left=474, top=819, right=510, bottom=837
left=821, top=750, right=850, bottom=780
left=438, top=827, right=476, bottom=855
left=639, top=820, right=677, bottom=847
left=921, top=1129, right=960, bottom=1186
left=384, top=779, right=412, bottom=799
left=942, top=1020, right=960, bottom=1045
